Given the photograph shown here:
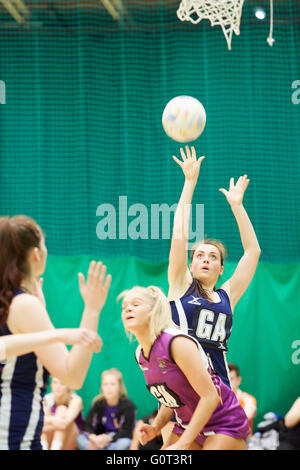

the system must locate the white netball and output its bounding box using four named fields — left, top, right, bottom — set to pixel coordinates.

left=162, top=96, right=206, bottom=143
